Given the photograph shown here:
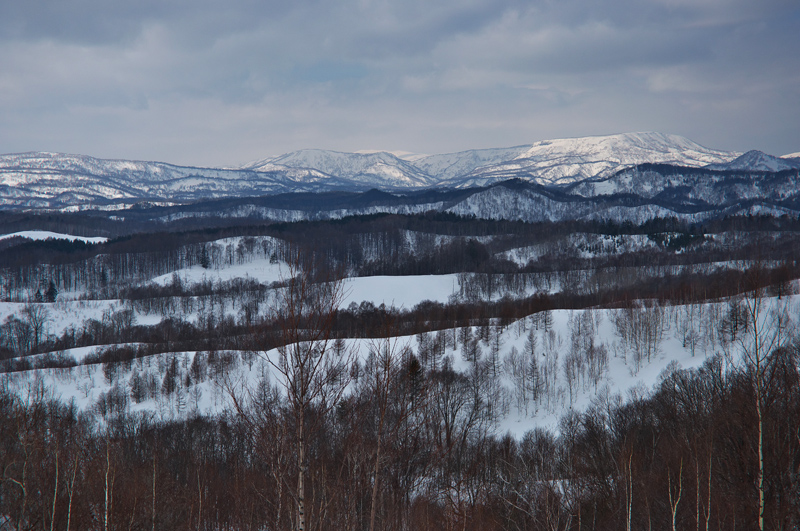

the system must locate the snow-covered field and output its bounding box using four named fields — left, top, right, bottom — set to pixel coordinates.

left=150, top=265, right=460, bottom=310
left=0, top=272, right=459, bottom=343
left=0, top=230, right=108, bottom=244
left=341, top=274, right=460, bottom=309
left=150, top=258, right=286, bottom=286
